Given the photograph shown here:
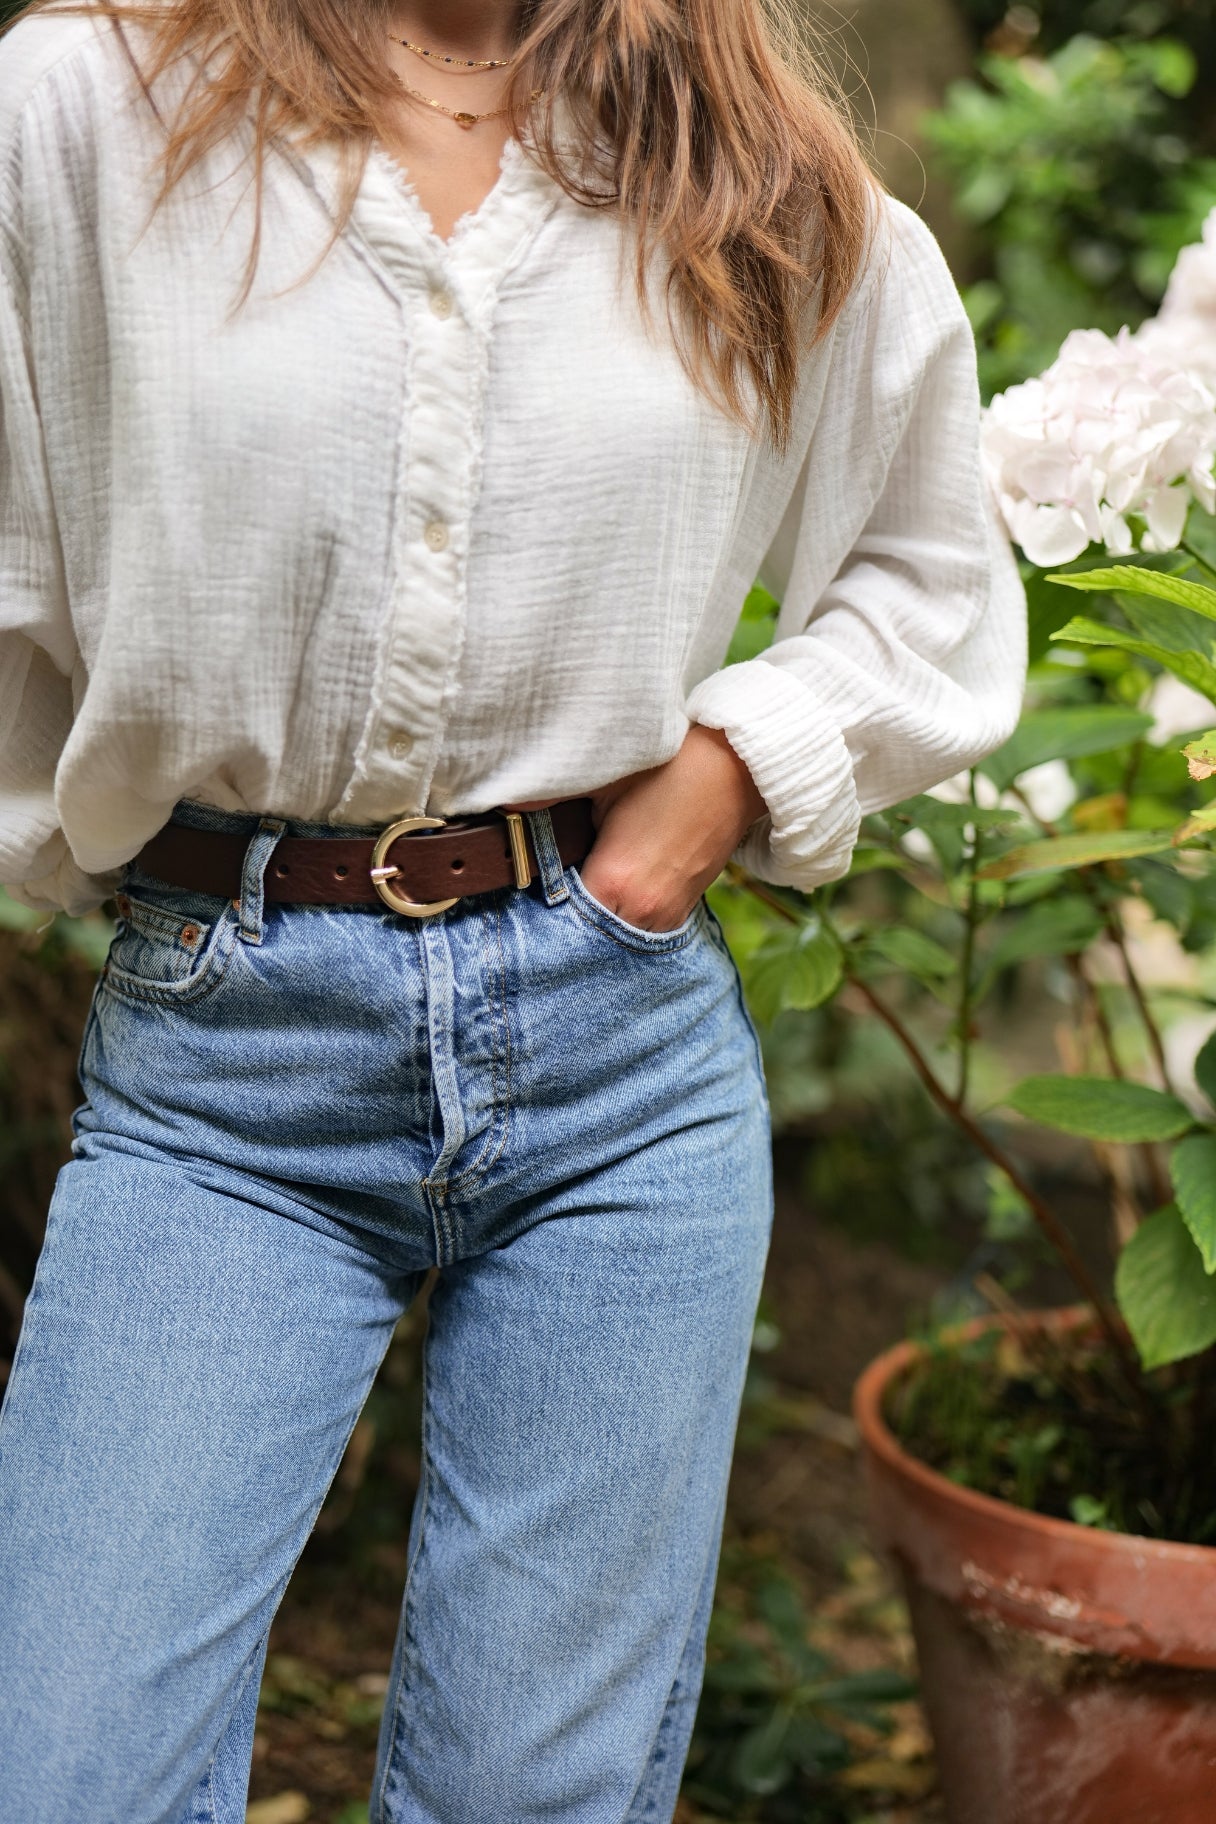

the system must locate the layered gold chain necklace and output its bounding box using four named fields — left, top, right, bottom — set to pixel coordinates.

left=387, top=32, right=522, bottom=130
